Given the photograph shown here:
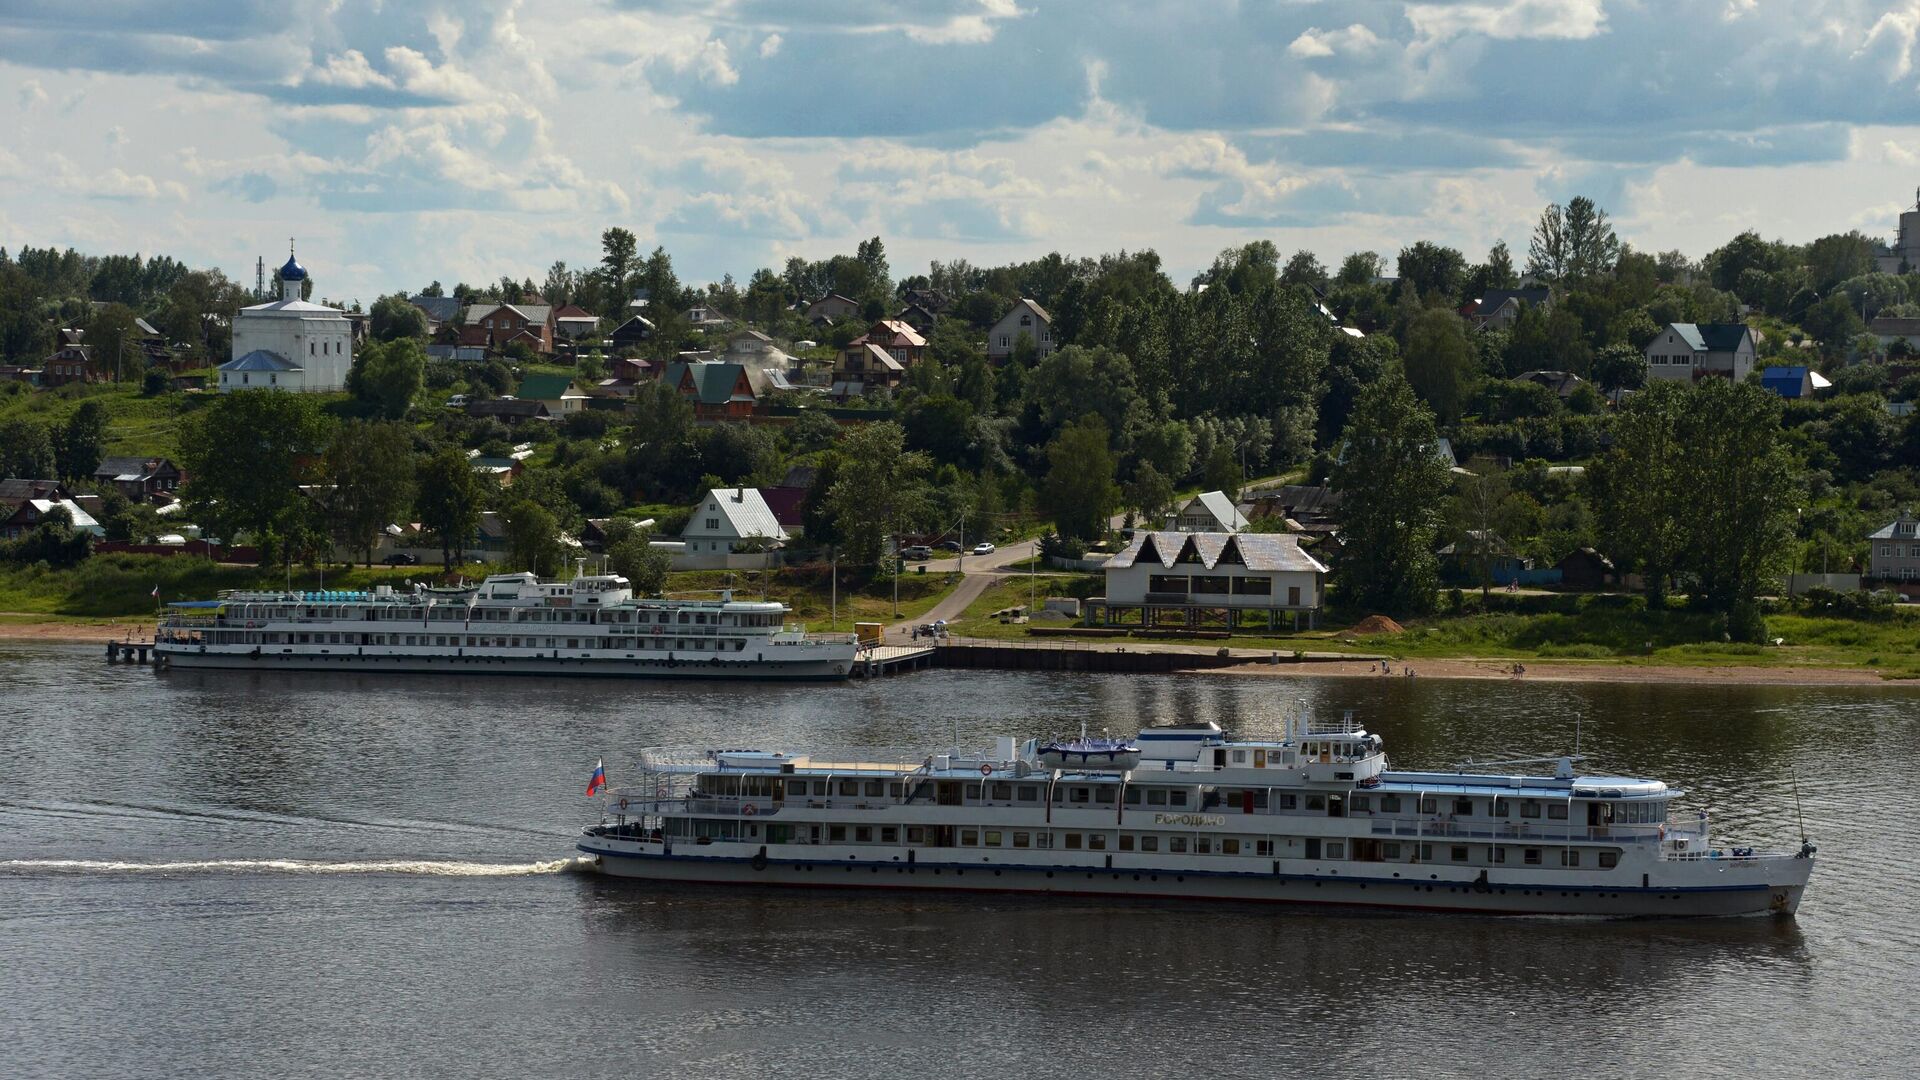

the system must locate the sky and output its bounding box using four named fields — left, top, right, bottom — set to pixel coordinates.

left=4, top=0, right=1920, bottom=307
